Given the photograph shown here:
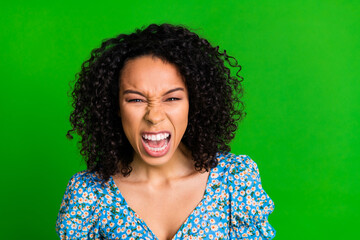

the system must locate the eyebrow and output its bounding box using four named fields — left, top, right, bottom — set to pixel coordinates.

left=123, top=87, right=184, bottom=96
